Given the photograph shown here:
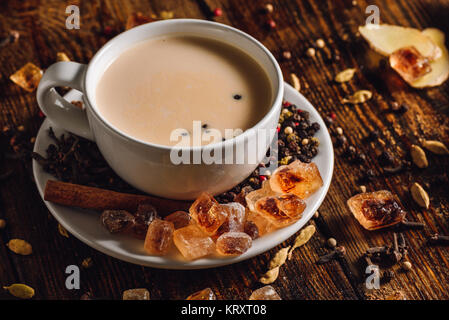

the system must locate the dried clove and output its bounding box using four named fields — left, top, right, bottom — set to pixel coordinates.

left=364, top=253, right=374, bottom=266
left=392, top=103, right=409, bottom=113
left=391, top=233, right=402, bottom=263
left=395, top=220, right=425, bottom=231
left=398, top=232, right=406, bottom=248
left=366, top=246, right=390, bottom=255
left=382, top=164, right=404, bottom=174
left=0, top=30, right=19, bottom=48
left=31, top=128, right=140, bottom=193
left=379, top=151, right=395, bottom=166
left=317, top=246, right=346, bottom=264
left=381, top=270, right=395, bottom=284
left=428, top=234, right=449, bottom=245
left=369, top=130, right=380, bottom=140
